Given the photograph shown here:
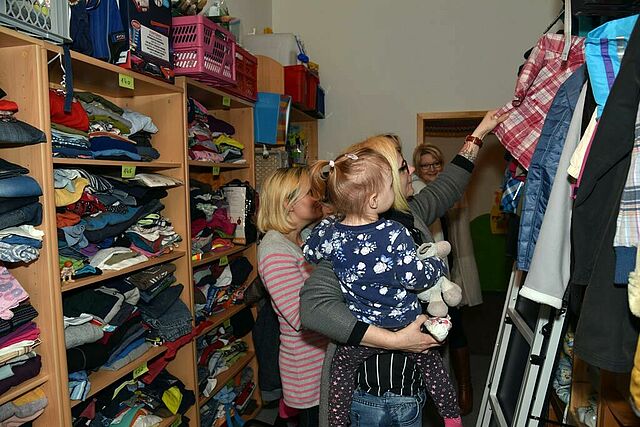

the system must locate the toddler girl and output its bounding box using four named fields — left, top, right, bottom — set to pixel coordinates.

left=303, top=148, right=462, bottom=426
